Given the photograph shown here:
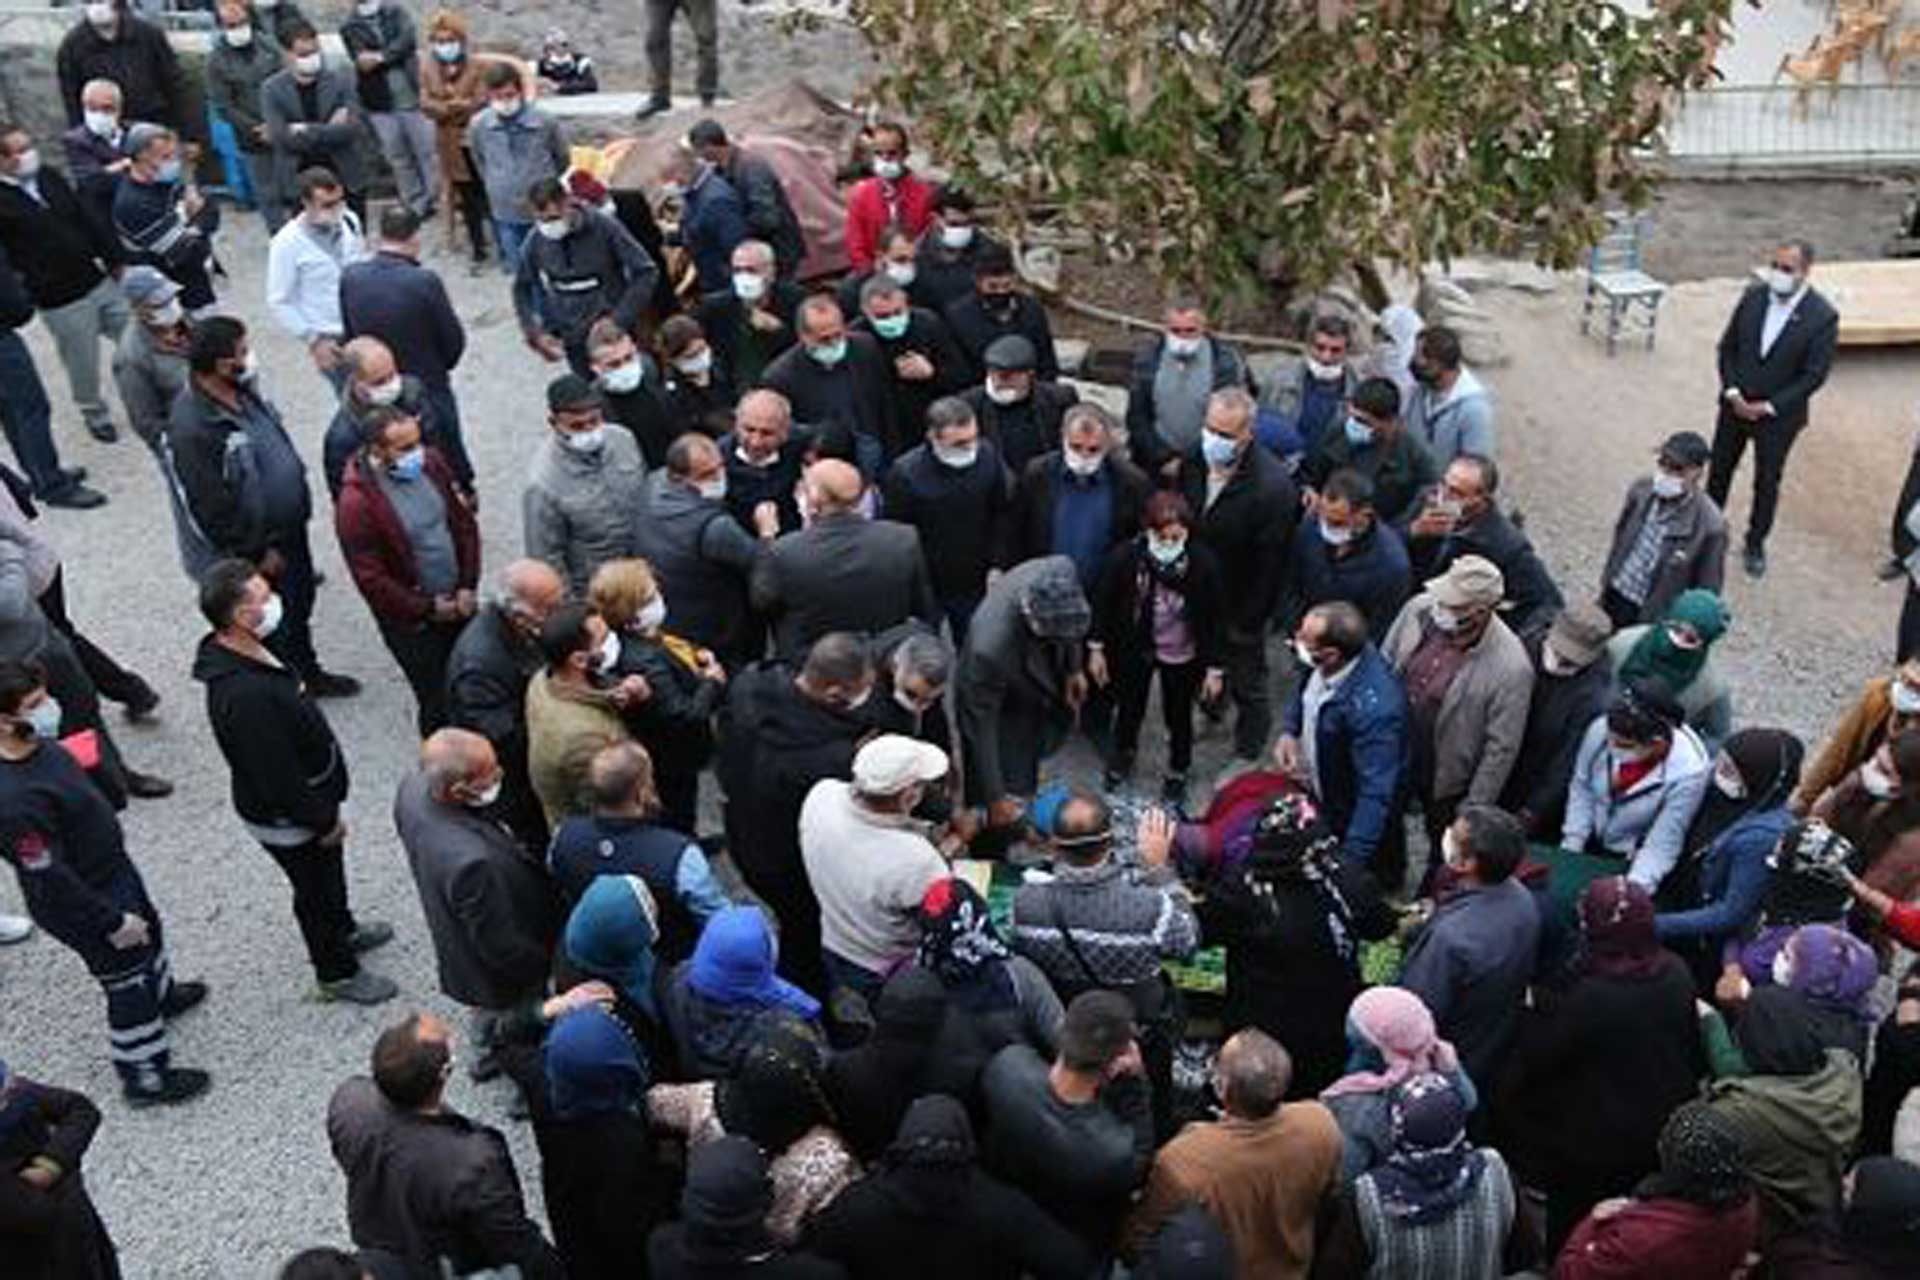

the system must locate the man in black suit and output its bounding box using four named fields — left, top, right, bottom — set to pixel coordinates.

left=750, top=458, right=939, bottom=660
left=1707, top=237, right=1840, bottom=579
left=762, top=295, right=900, bottom=476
